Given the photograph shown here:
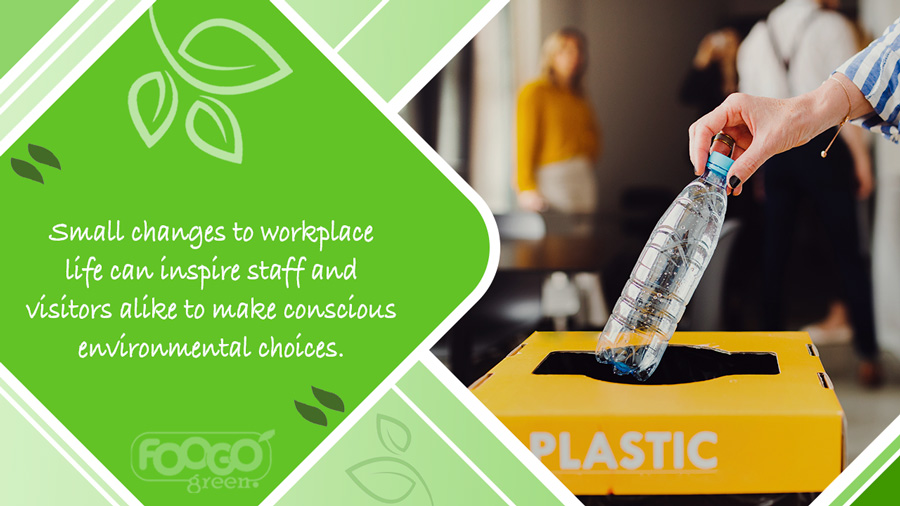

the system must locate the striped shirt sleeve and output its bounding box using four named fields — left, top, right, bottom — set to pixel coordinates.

left=834, top=17, right=900, bottom=143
